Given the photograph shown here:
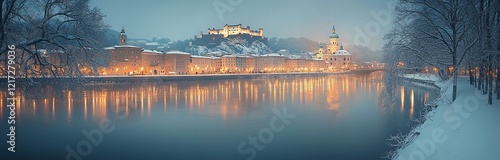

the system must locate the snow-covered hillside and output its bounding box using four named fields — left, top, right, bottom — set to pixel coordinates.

left=188, top=38, right=273, bottom=55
